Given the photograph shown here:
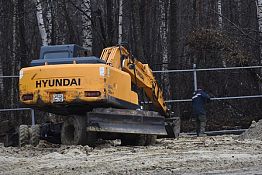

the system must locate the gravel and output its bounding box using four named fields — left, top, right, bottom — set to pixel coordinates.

left=1, top=135, right=262, bottom=175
